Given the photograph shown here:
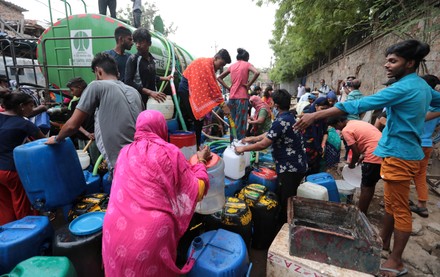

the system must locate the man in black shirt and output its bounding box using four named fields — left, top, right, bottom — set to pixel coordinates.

left=124, top=27, right=171, bottom=106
